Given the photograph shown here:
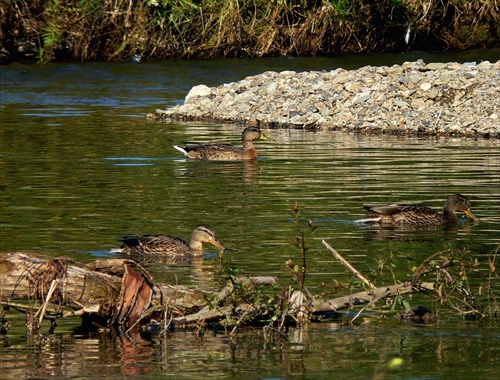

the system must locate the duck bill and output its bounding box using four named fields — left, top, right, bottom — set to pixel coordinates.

left=464, top=209, right=478, bottom=221
left=260, top=132, right=274, bottom=141
left=210, top=238, right=227, bottom=251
